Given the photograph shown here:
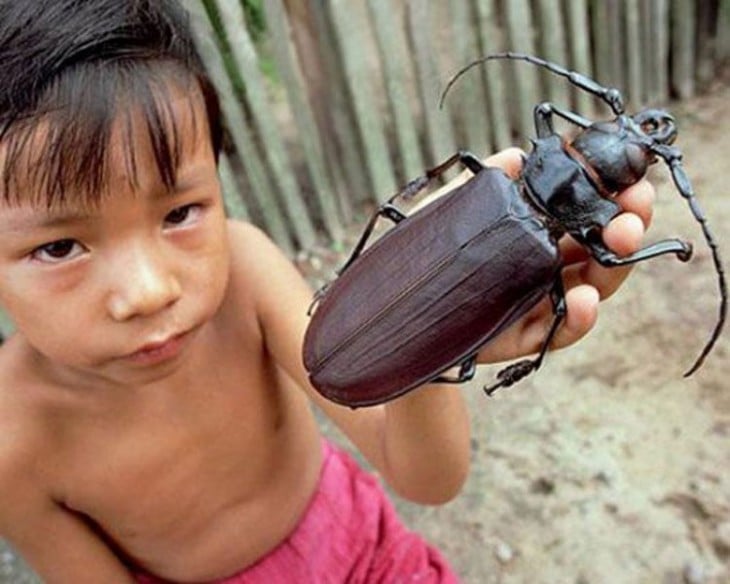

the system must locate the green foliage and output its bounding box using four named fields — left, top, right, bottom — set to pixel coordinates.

left=242, top=0, right=266, bottom=42
left=198, top=0, right=276, bottom=97
left=201, top=0, right=266, bottom=41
